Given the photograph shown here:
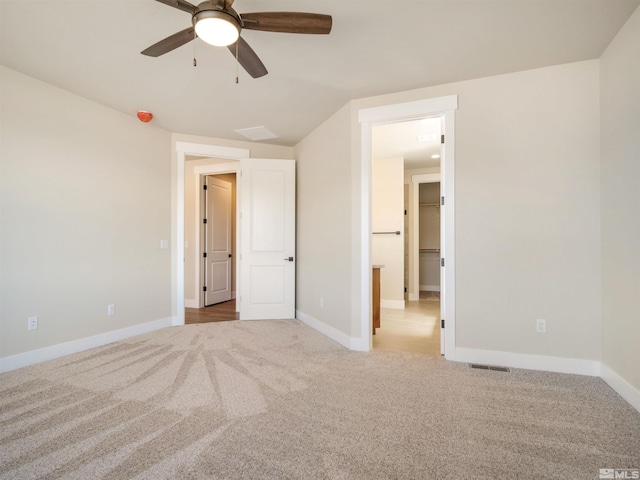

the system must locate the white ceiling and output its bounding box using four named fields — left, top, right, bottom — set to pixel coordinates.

left=373, top=117, right=442, bottom=170
left=1, top=0, right=638, bottom=148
